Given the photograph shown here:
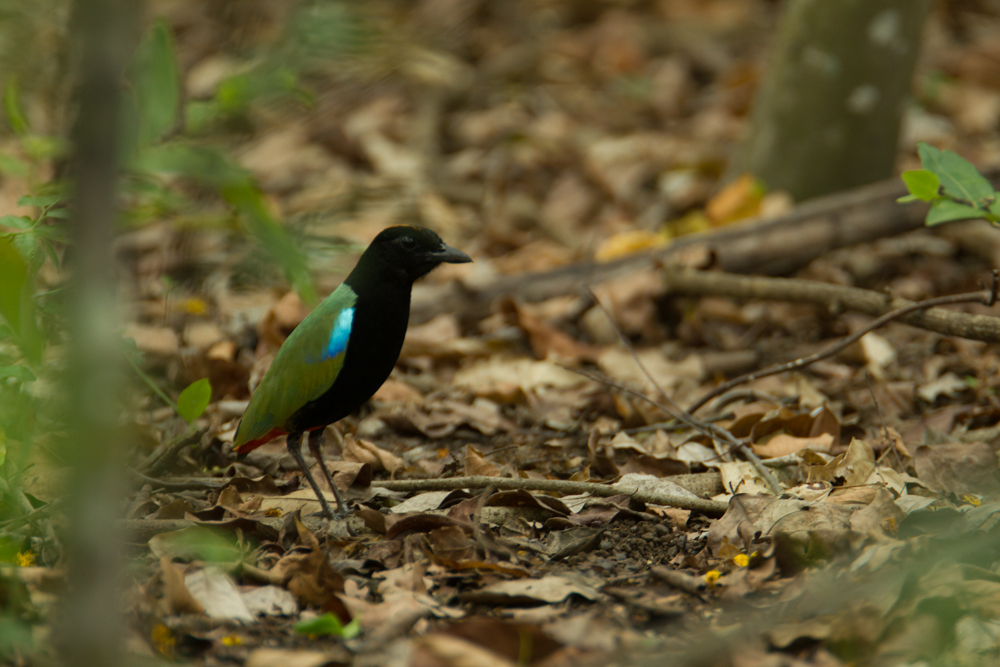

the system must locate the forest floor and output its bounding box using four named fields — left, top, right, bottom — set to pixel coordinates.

left=8, top=1, right=1000, bottom=666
